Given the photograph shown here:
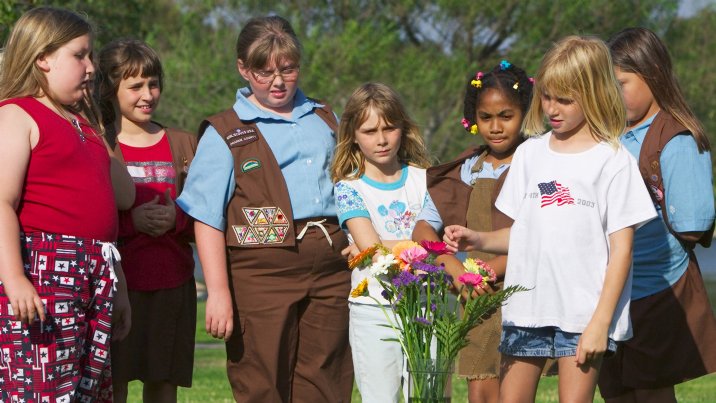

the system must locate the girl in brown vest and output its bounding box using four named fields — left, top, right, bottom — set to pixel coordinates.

left=97, top=39, right=198, bottom=403
left=176, top=16, right=353, bottom=402
left=598, top=27, right=716, bottom=403
left=412, top=61, right=533, bottom=403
